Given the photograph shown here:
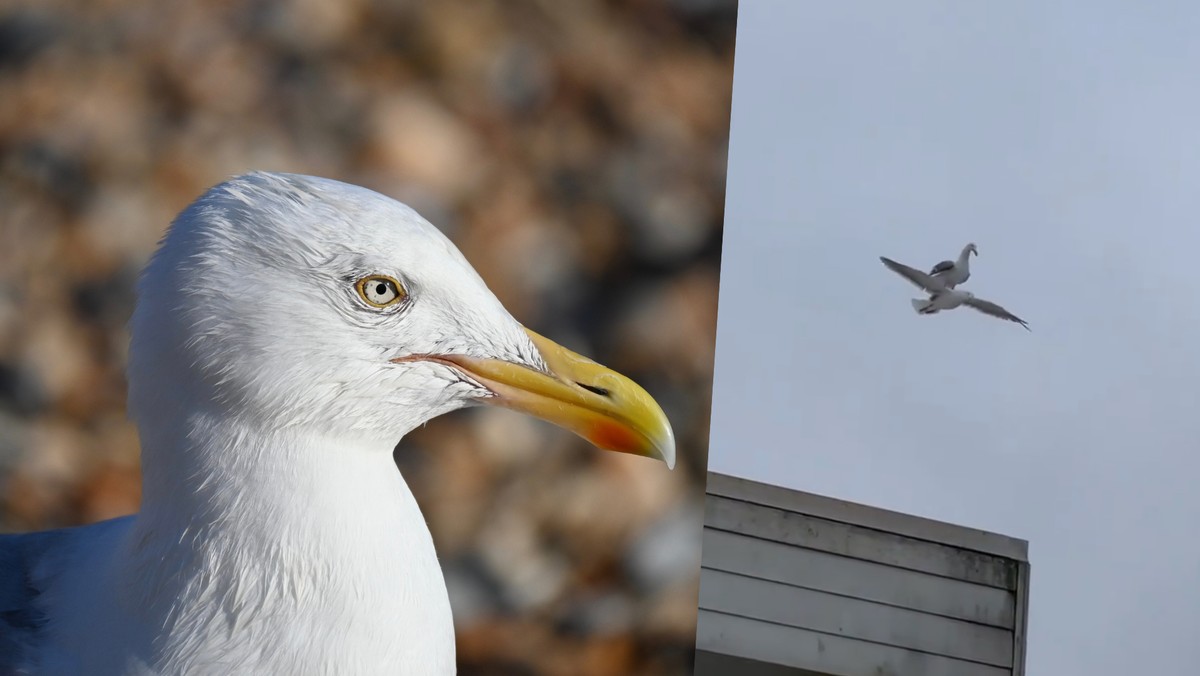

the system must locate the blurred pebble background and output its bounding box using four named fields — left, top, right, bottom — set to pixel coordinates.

left=0, top=0, right=735, bottom=674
